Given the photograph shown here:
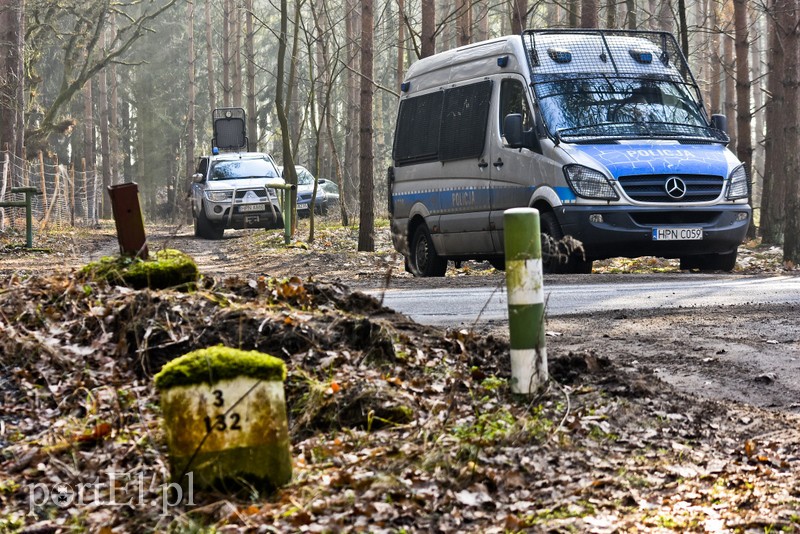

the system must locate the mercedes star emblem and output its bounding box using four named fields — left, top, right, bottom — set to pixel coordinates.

left=665, top=176, right=687, bottom=199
